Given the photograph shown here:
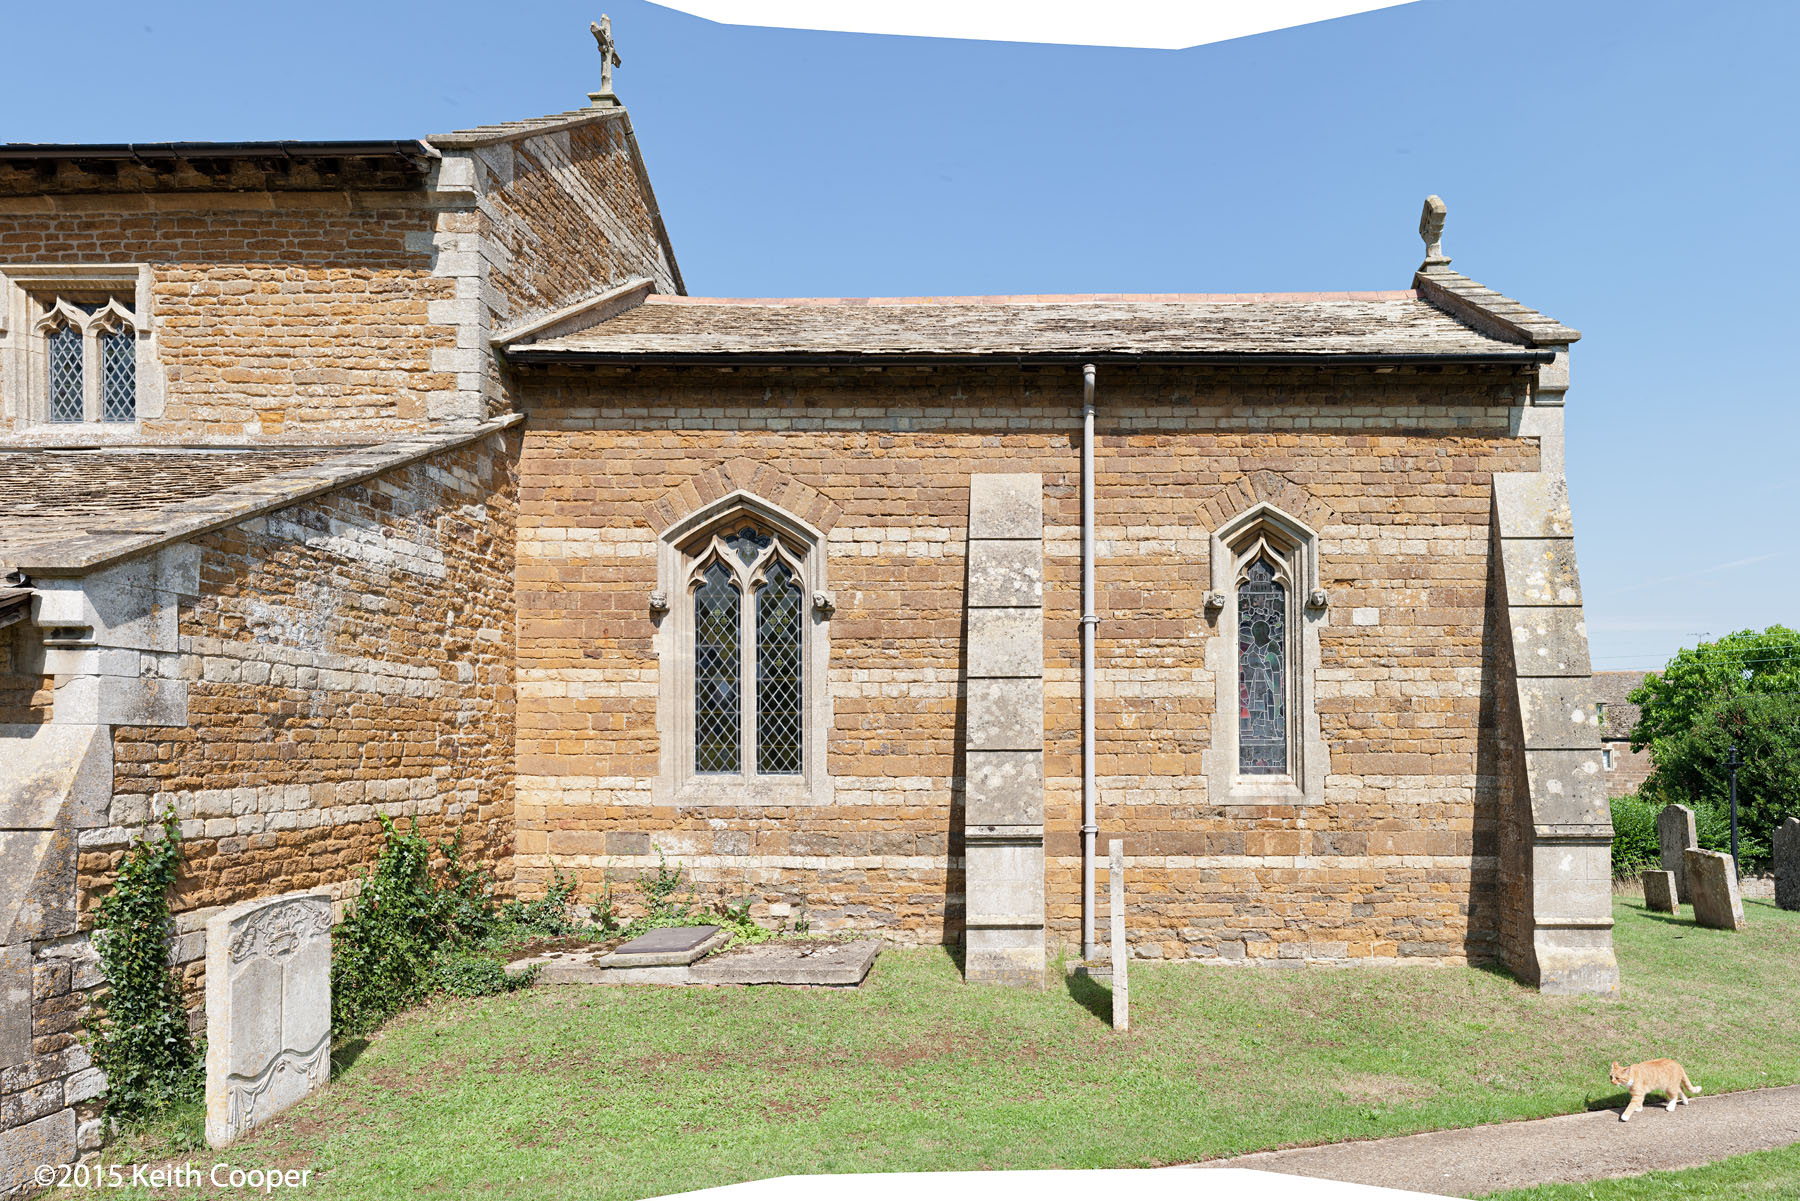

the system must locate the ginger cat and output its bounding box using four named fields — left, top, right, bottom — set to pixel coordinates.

left=1609, top=1059, right=1700, bottom=1121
